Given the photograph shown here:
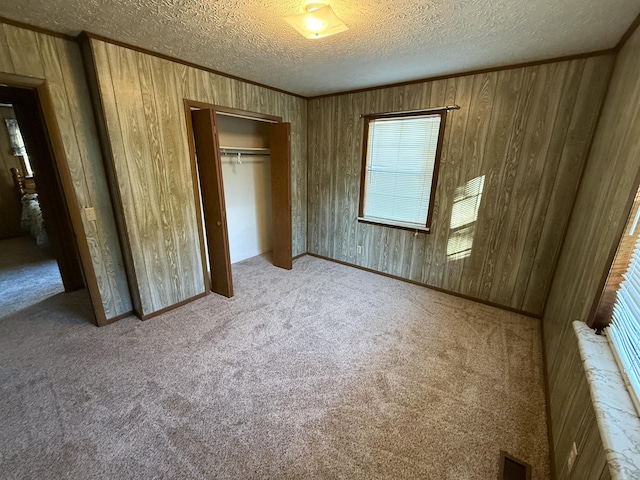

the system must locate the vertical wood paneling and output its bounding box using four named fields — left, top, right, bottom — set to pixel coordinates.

left=90, top=39, right=307, bottom=317
left=447, top=72, right=496, bottom=294
left=490, top=63, right=568, bottom=306
left=438, top=75, right=473, bottom=292
left=462, top=68, right=524, bottom=299
left=543, top=26, right=640, bottom=480
left=54, top=39, right=121, bottom=315
left=0, top=27, right=15, bottom=74
left=417, top=80, right=449, bottom=283
left=522, top=57, right=613, bottom=313
left=107, top=44, right=169, bottom=314
left=137, top=52, right=182, bottom=305
left=3, top=24, right=44, bottom=78
left=308, top=55, right=613, bottom=316
left=0, top=22, right=131, bottom=322
left=549, top=330, right=608, bottom=480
